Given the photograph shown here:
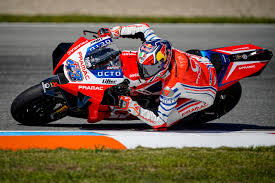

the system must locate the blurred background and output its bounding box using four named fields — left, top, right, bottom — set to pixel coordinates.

left=0, top=0, right=274, bottom=18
